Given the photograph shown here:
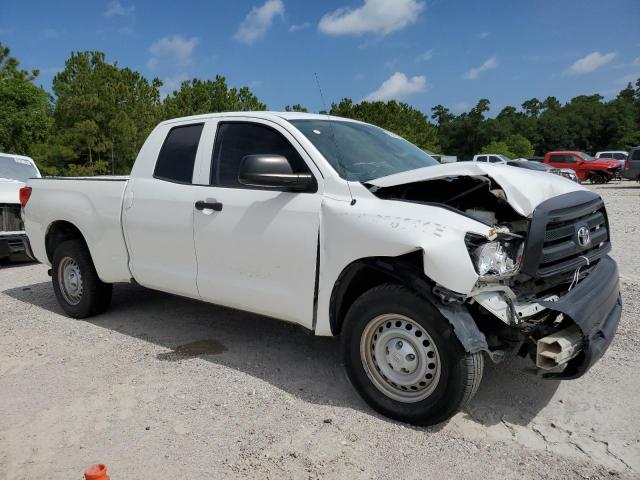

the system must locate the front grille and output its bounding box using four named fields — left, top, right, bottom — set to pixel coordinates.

left=522, top=191, right=611, bottom=279
left=0, top=204, right=23, bottom=232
